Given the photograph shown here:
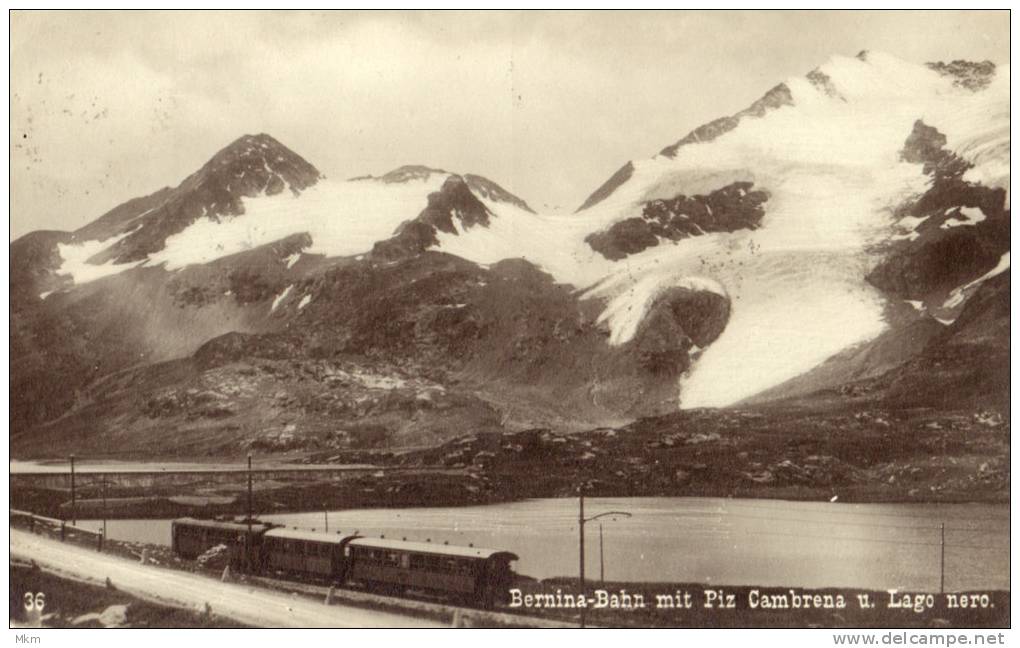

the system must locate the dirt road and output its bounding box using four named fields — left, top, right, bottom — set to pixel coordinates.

left=10, top=528, right=443, bottom=628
